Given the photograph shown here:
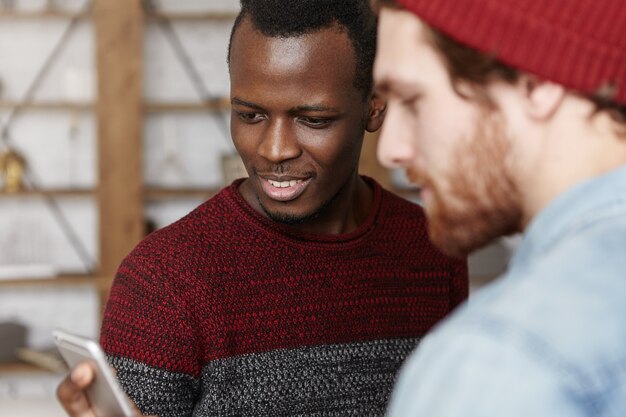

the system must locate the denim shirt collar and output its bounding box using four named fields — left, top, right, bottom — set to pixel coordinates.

left=509, top=165, right=626, bottom=273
